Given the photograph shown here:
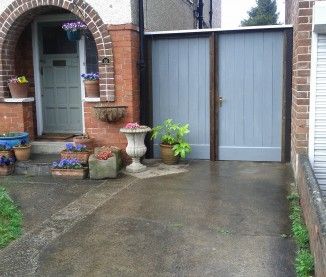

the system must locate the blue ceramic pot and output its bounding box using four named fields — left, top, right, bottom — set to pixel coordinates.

left=0, top=132, right=29, bottom=148
left=66, top=30, right=82, bottom=41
